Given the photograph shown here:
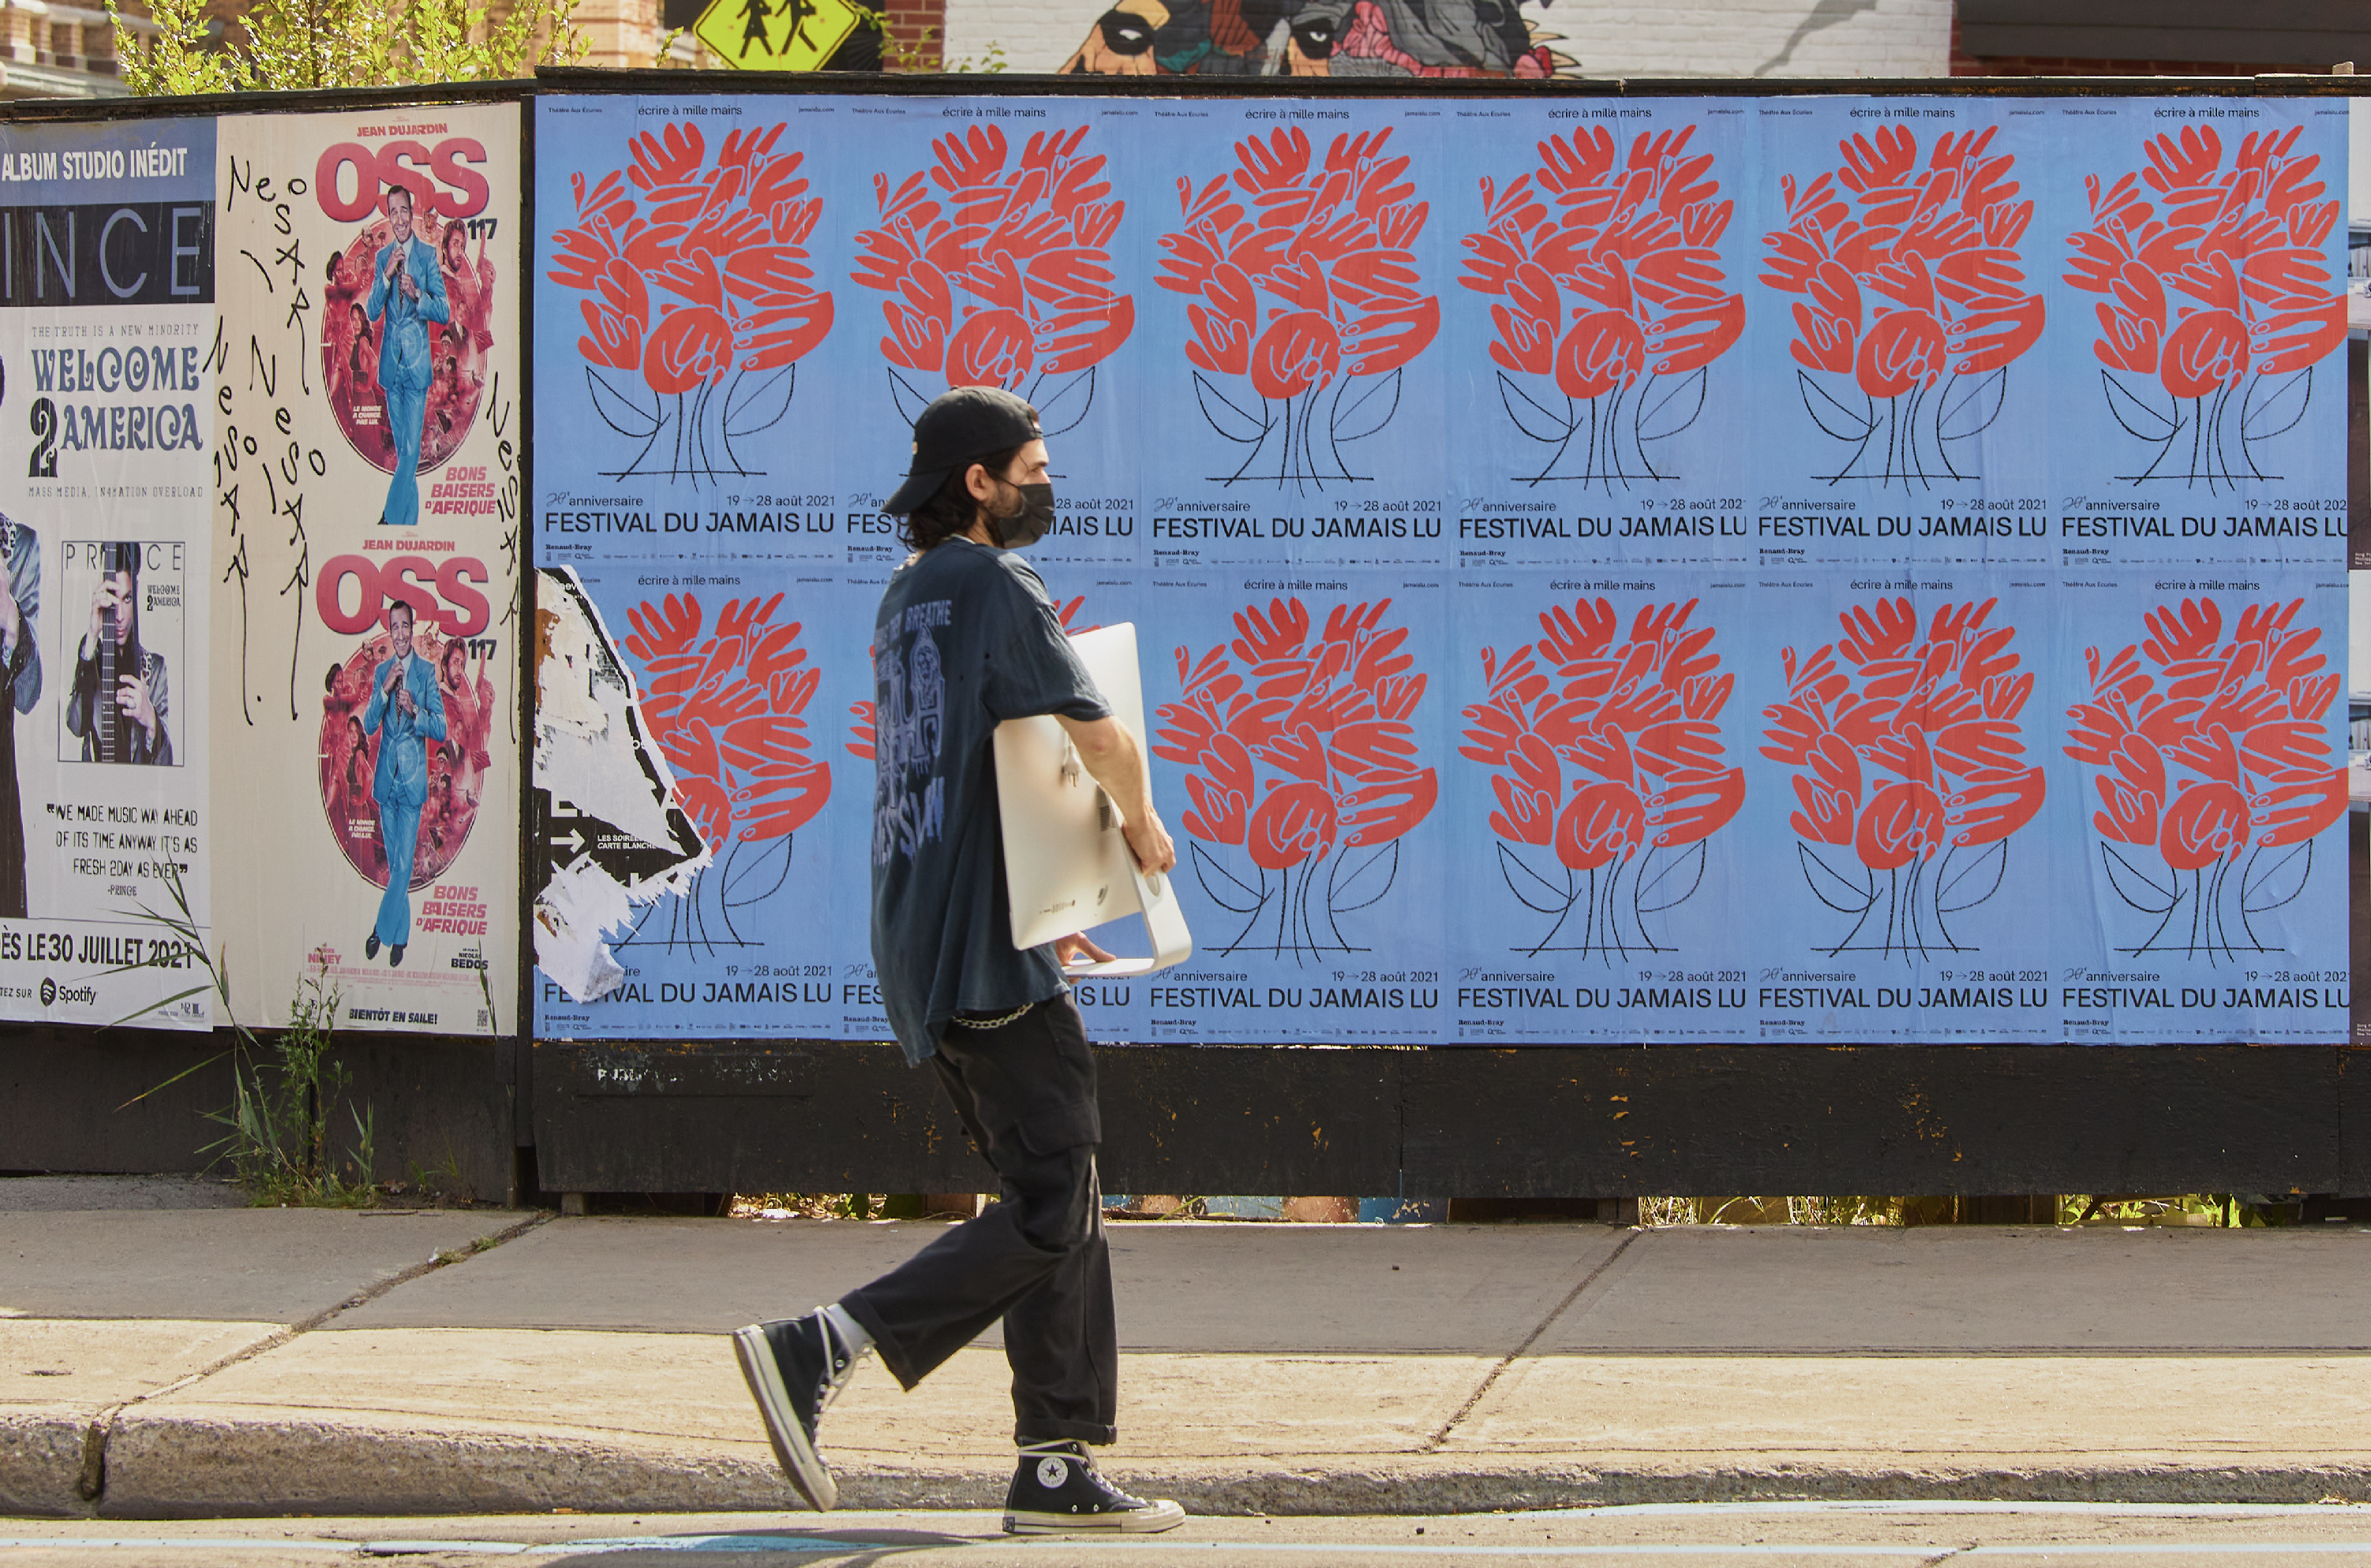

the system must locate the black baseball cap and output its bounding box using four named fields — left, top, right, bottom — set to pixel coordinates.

left=883, top=386, right=1043, bottom=516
